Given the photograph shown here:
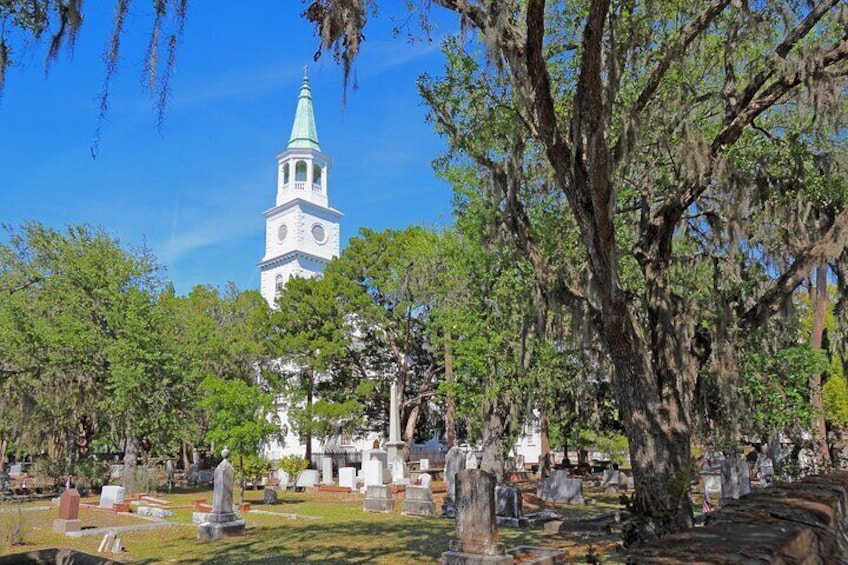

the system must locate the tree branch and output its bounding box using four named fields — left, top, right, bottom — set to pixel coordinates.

left=741, top=206, right=848, bottom=330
